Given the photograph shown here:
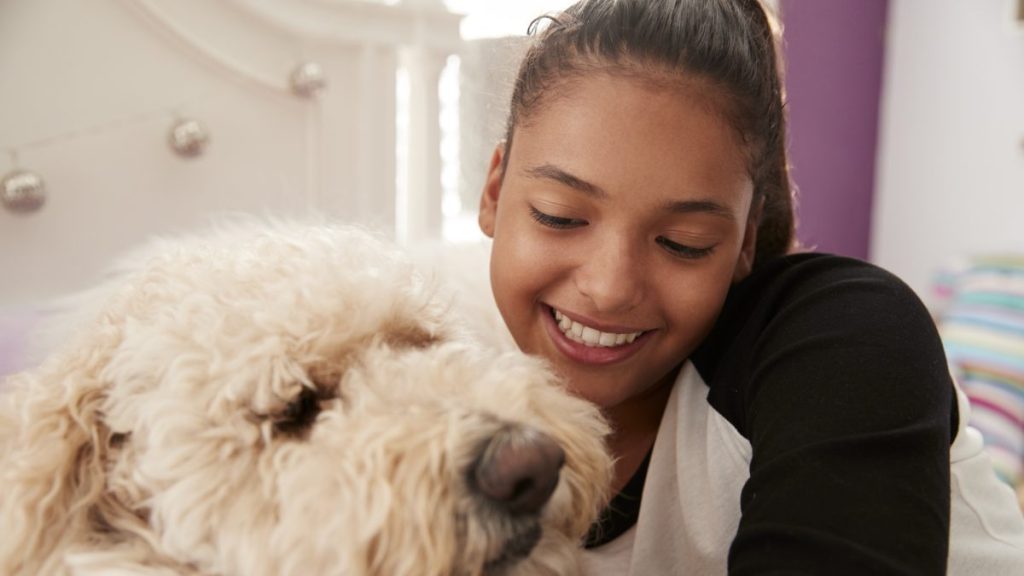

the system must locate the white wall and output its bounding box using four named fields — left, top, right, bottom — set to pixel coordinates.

left=457, top=36, right=529, bottom=215
left=873, top=0, right=1024, bottom=306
